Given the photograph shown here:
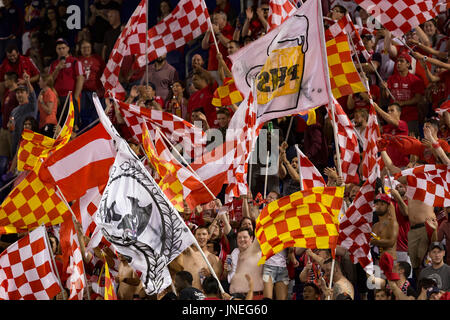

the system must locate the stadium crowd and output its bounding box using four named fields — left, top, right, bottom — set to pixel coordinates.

left=0, top=0, right=449, bottom=300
